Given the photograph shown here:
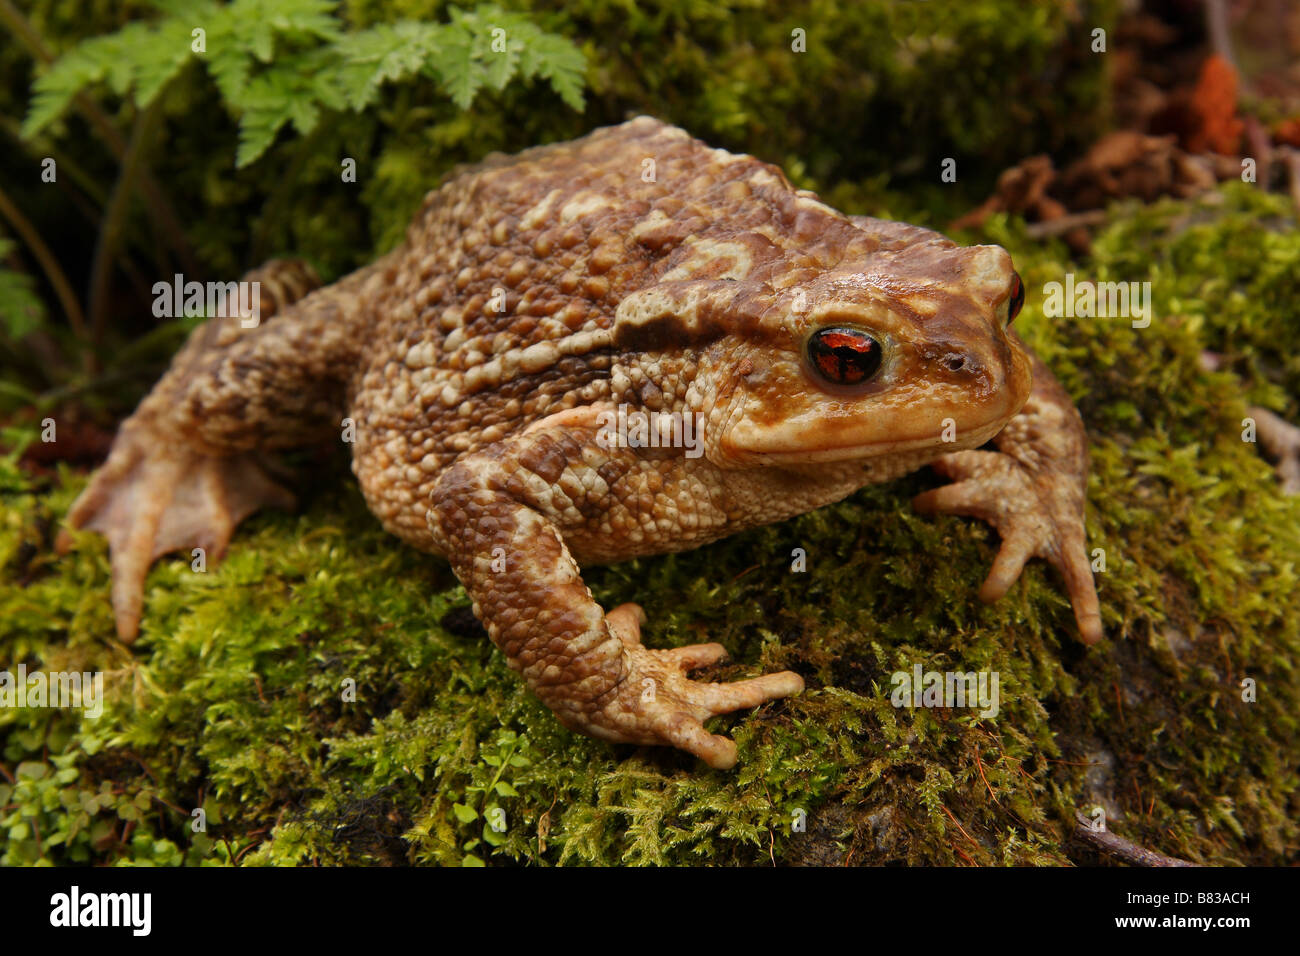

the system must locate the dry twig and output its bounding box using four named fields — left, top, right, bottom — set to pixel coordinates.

left=1073, top=810, right=1197, bottom=867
